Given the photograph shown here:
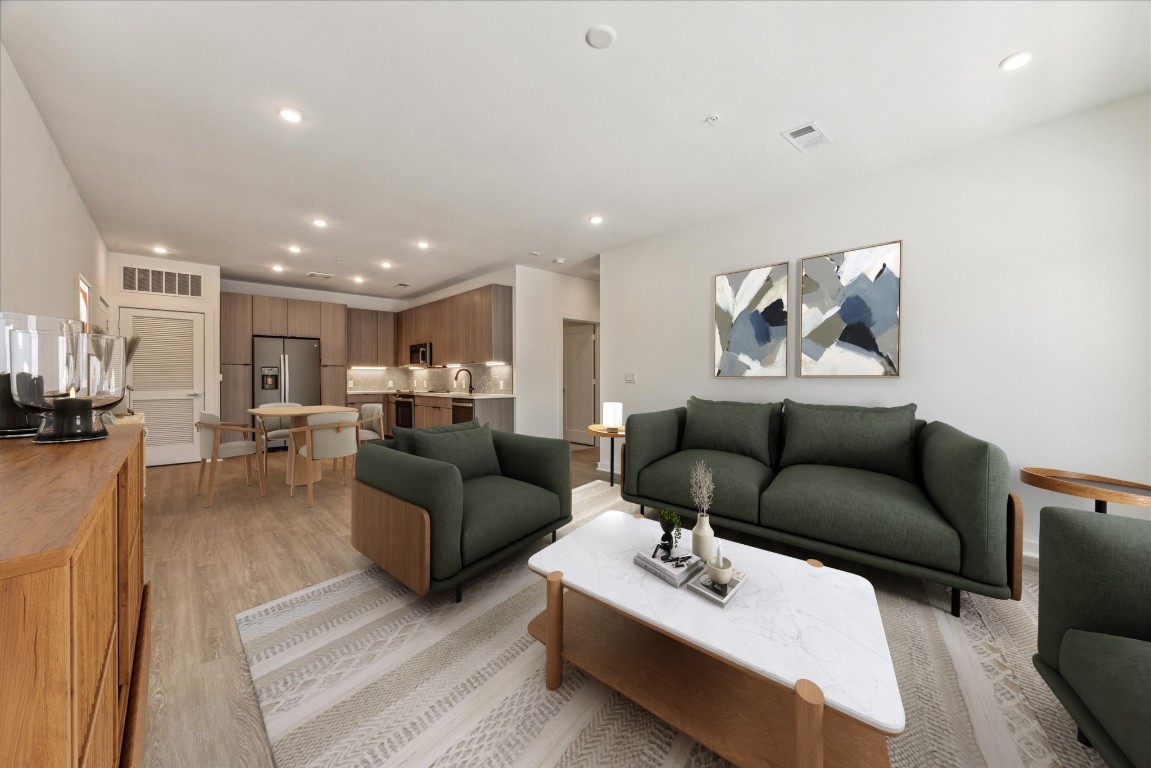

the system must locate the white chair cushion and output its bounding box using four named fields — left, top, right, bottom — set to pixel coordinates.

left=216, top=440, right=259, bottom=459
left=297, top=412, right=359, bottom=461
left=359, top=430, right=382, bottom=442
